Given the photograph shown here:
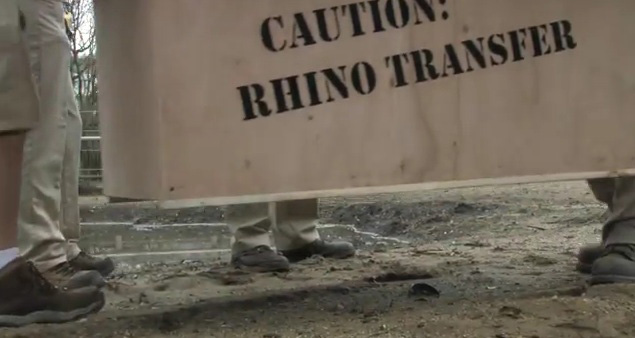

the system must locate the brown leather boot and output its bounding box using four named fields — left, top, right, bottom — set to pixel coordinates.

left=231, top=246, right=290, bottom=273
left=0, top=257, right=105, bottom=327
left=591, top=244, right=635, bottom=285
left=576, top=243, right=604, bottom=274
